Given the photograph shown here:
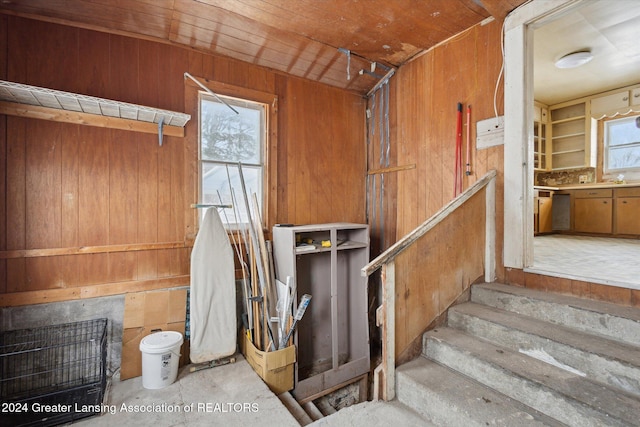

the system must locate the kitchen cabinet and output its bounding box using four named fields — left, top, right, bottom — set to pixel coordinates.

left=537, top=196, right=553, bottom=234
left=549, top=101, right=590, bottom=170
left=534, top=103, right=548, bottom=171
left=534, top=188, right=553, bottom=234
left=632, top=88, right=640, bottom=107
left=591, top=90, right=630, bottom=116
left=272, top=223, right=370, bottom=402
left=573, top=189, right=613, bottom=234
left=615, top=187, right=640, bottom=235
